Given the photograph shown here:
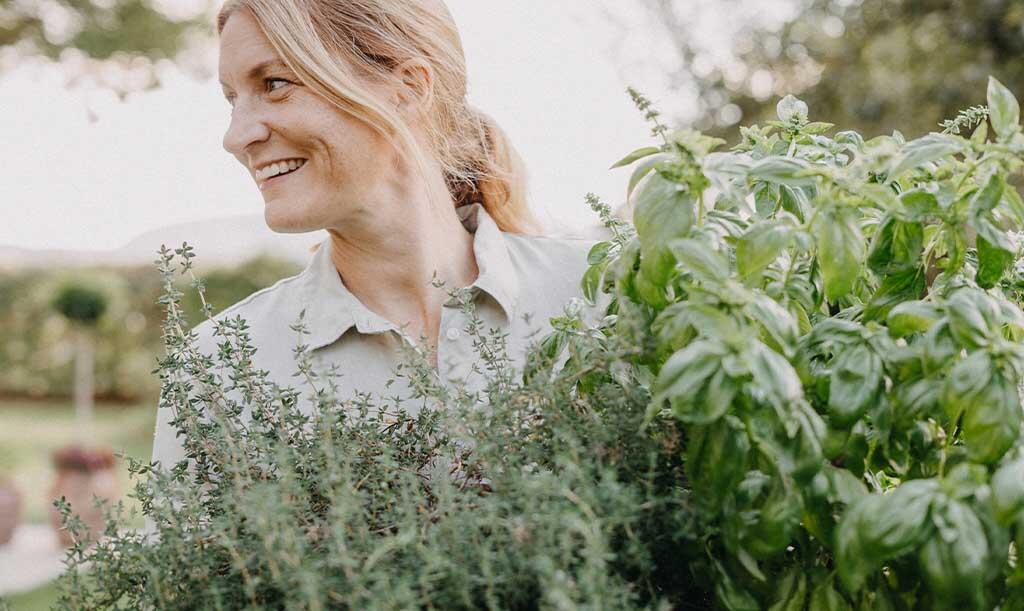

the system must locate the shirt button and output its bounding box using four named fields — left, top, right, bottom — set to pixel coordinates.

left=445, top=328, right=461, bottom=341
